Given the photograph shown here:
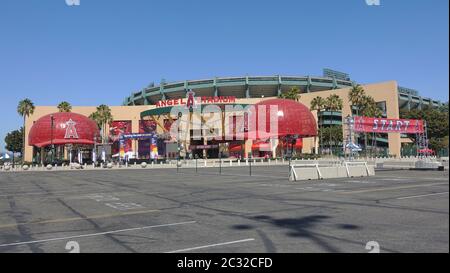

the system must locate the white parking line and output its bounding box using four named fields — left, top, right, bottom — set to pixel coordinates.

left=396, top=192, right=449, bottom=200
left=0, top=221, right=197, bottom=248
left=165, top=238, right=255, bottom=253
